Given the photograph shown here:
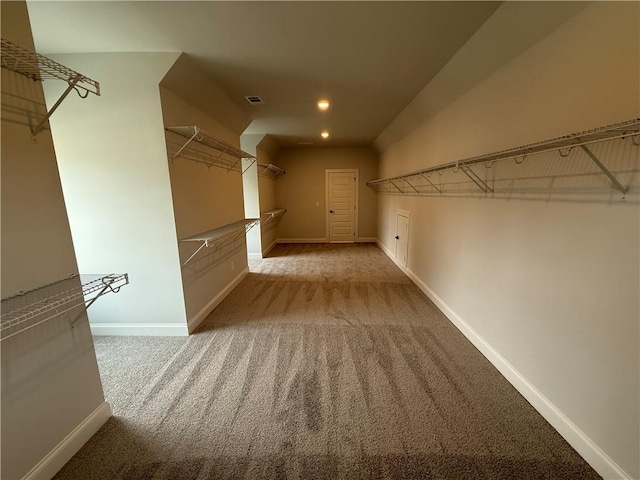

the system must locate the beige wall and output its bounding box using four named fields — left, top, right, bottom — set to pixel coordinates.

left=275, top=147, right=378, bottom=241
left=160, top=87, right=248, bottom=329
left=1, top=3, right=107, bottom=478
left=240, top=134, right=263, bottom=256
left=257, top=136, right=280, bottom=253
left=375, top=3, right=639, bottom=479
left=45, top=52, right=187, bottom=335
